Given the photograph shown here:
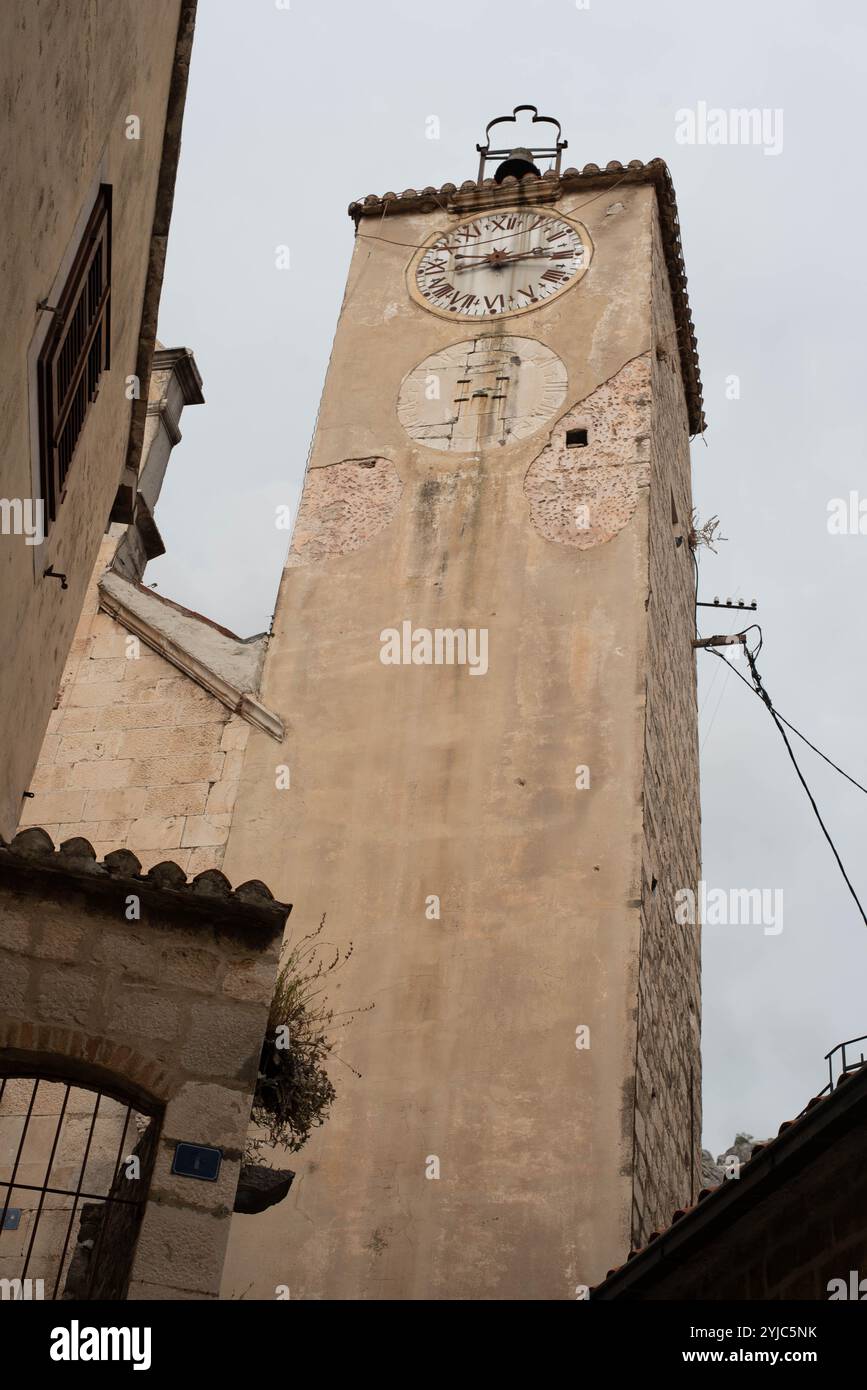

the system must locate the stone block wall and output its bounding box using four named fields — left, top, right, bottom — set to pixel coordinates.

left=630, top=207, right=703, bottom=1246
left=20, top=538, right=248, bottom=875
left=0, top=830, right=287, bottom=1299
left=0, top=0, right=194, bottom=840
